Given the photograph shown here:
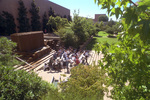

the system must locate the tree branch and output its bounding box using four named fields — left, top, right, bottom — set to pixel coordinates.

left=129, top=0, right=138, bottom=7
left=129, top=0, right=150, bottom=16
